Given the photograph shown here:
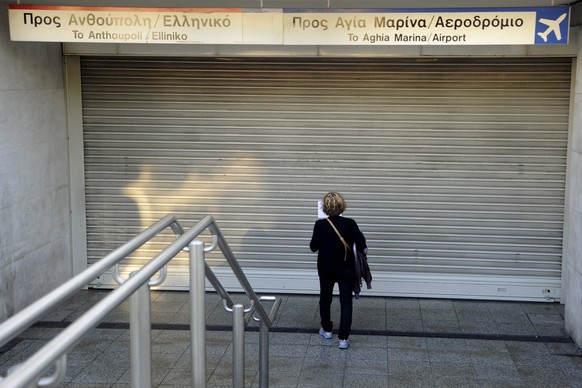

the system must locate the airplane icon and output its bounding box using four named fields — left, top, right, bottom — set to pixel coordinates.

left=537, top=13, right=567, bottom=42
